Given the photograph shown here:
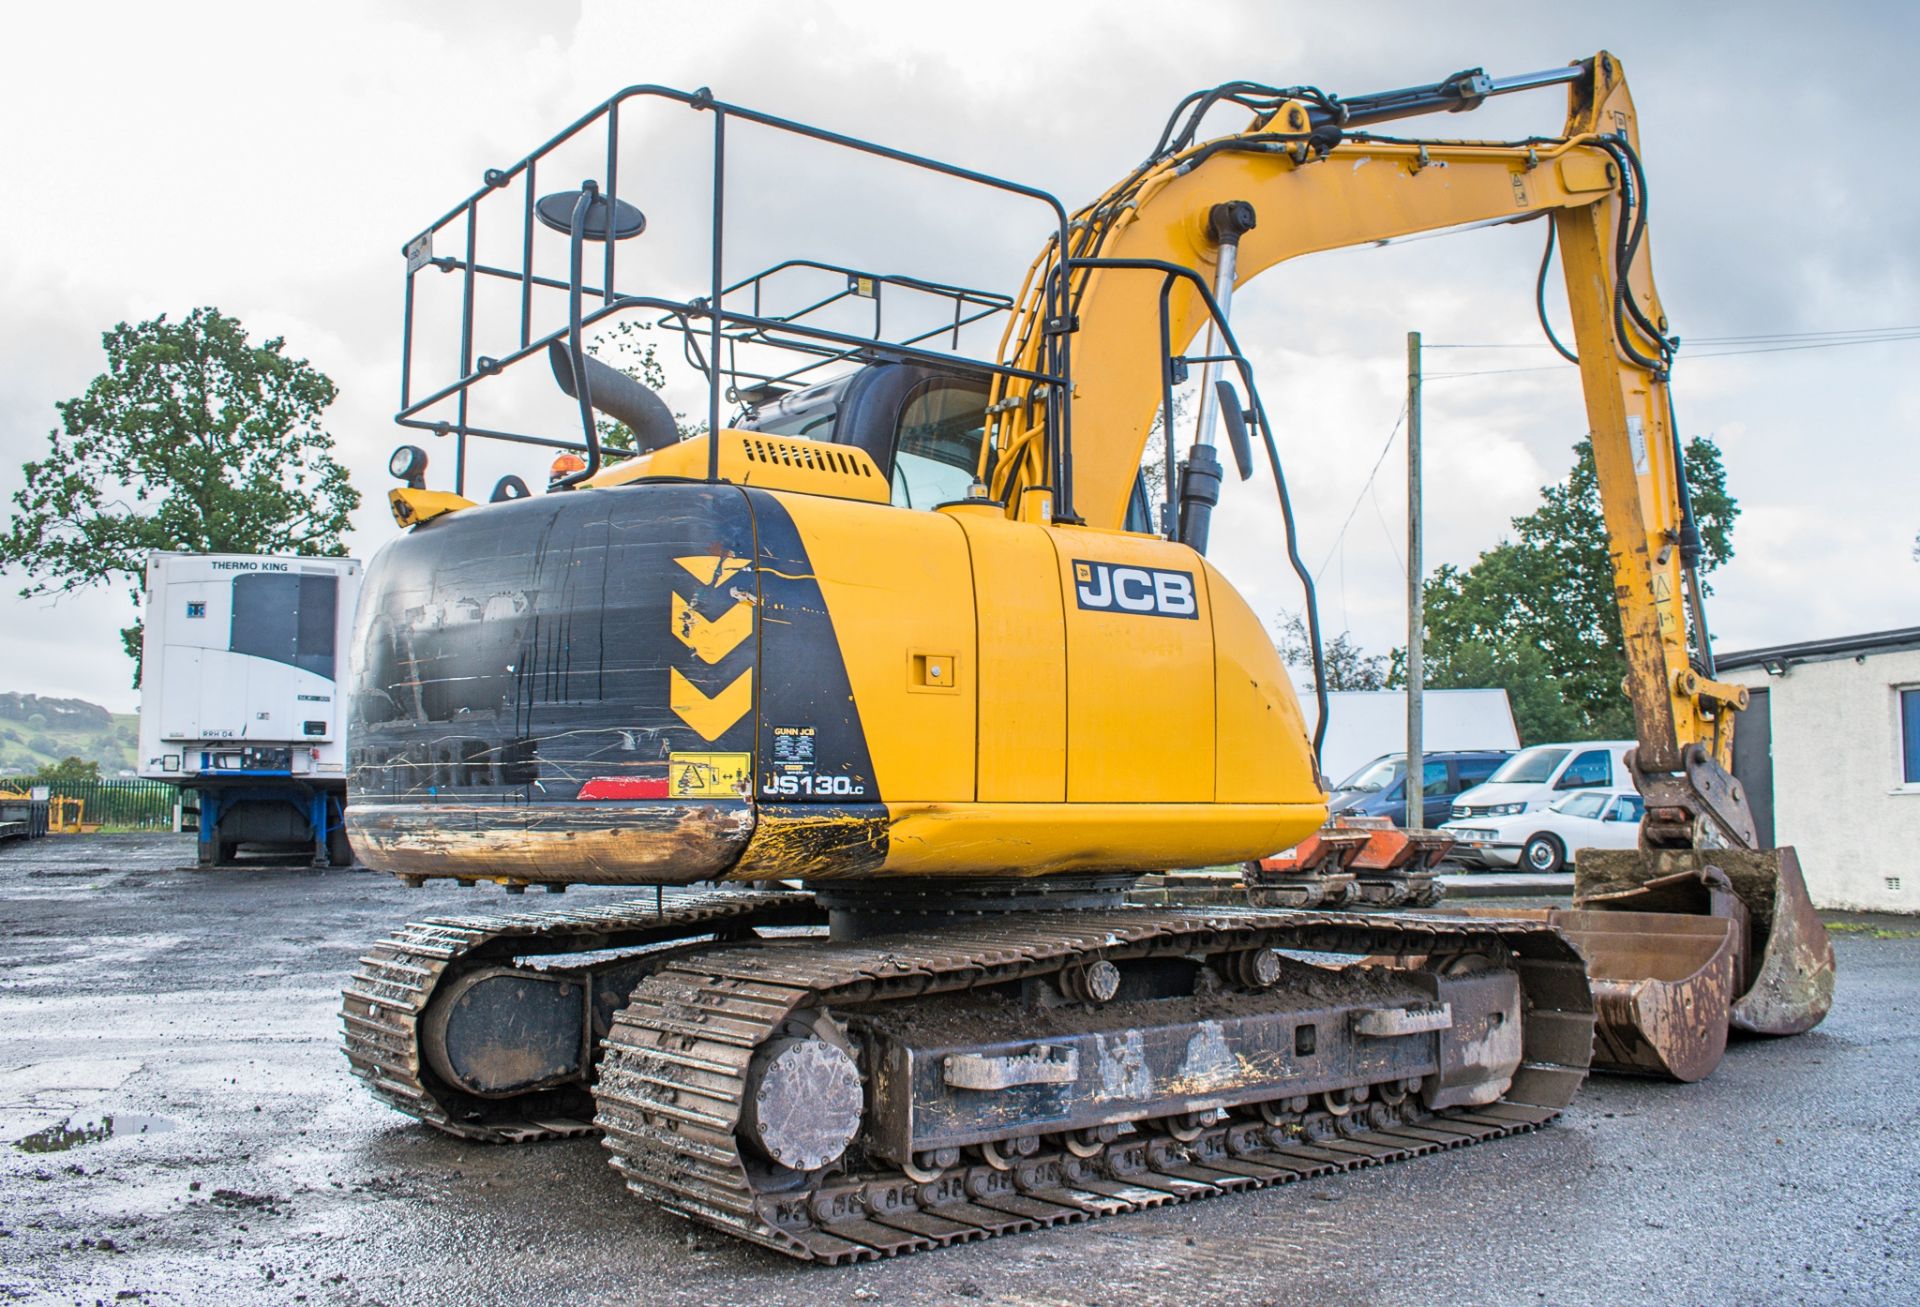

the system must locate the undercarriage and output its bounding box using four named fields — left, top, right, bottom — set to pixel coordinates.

left=344, top=884, right=1592, bottom=1260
